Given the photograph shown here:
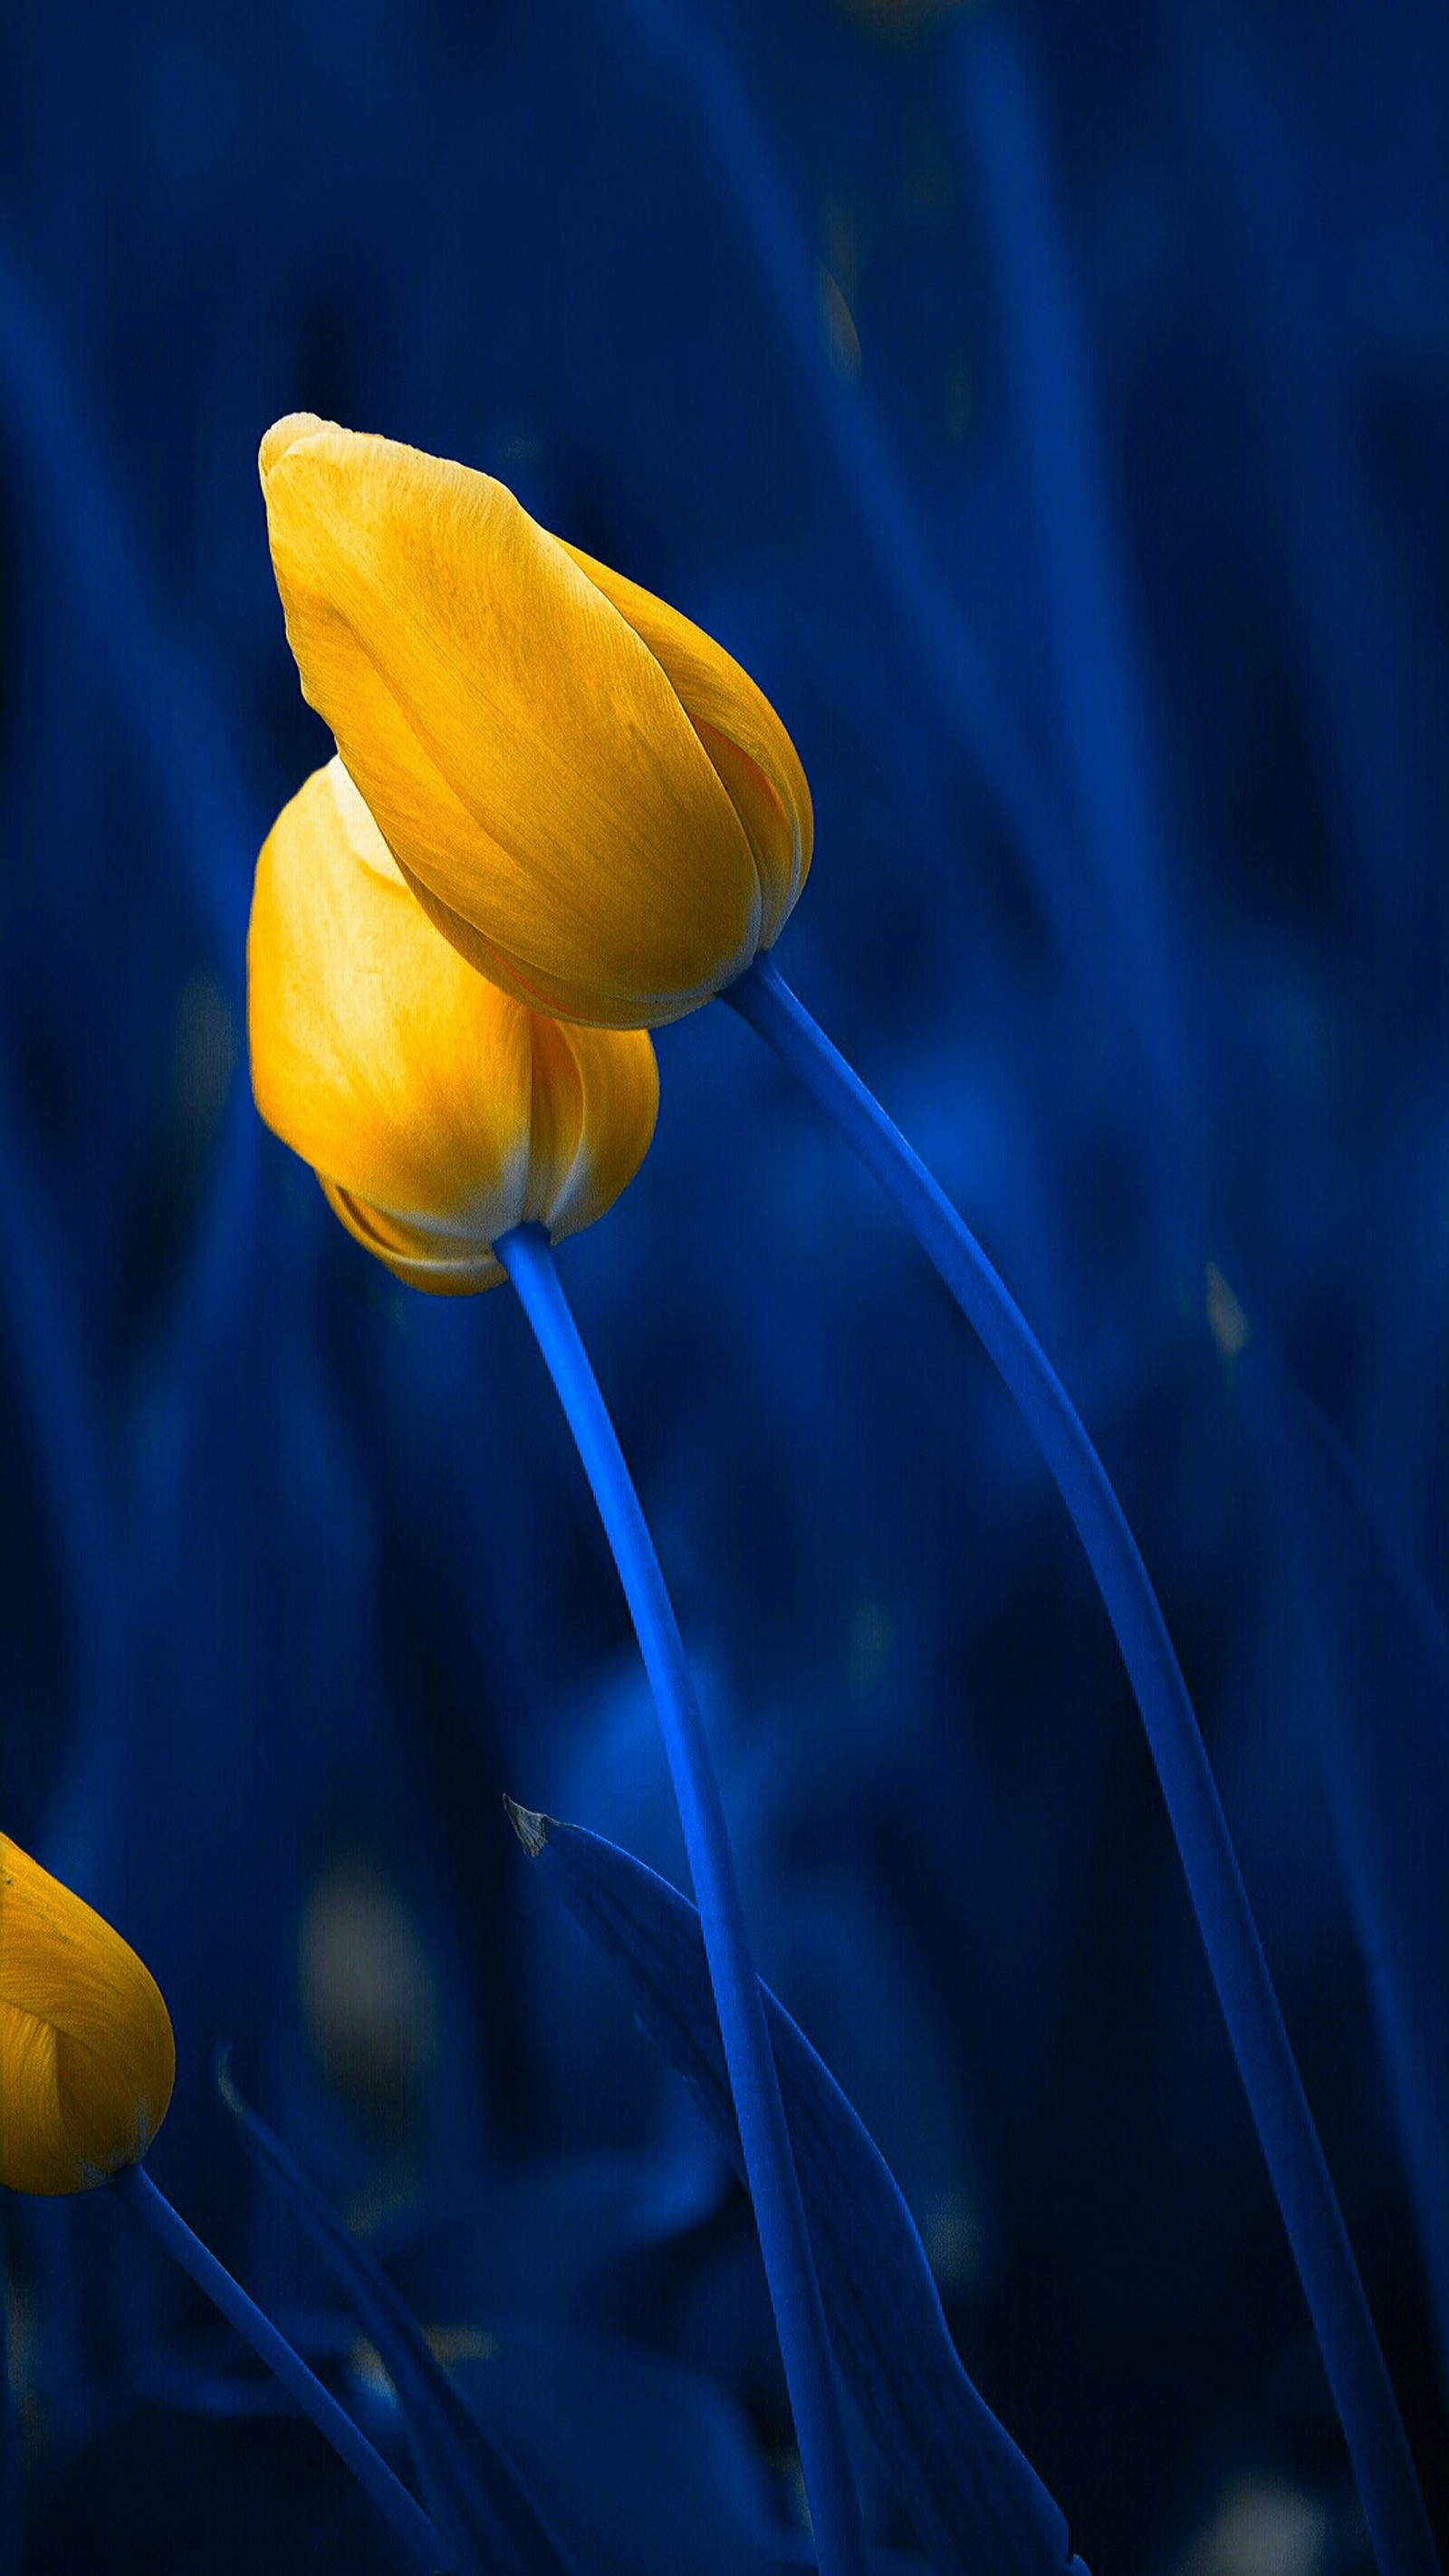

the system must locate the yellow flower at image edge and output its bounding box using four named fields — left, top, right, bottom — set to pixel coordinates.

left=248, top=758, right=659, bottom=1291
left=259, top=413, right=813, bottom=1029
left=0, top=1837, right=175, bottom=2194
